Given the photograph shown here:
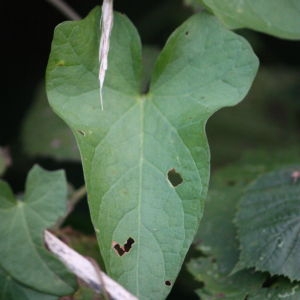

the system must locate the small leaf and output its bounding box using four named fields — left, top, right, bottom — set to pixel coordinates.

left=46, top=7, right=258, bottom=299
left=0, top=268, right=57, bottom=300
left=203, top=0, right=300, bottom=40
left=235, top=166, right=300, bottom=281
left=0, top=165, right=77, bottom=295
